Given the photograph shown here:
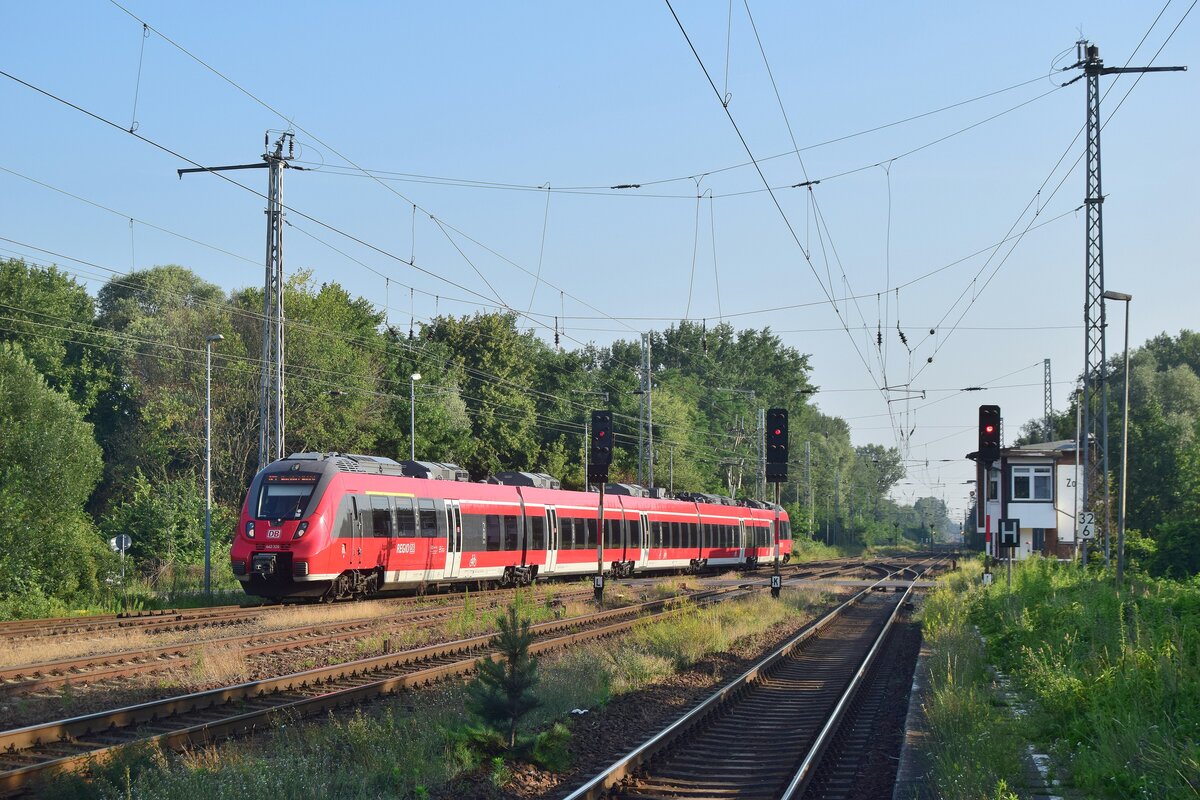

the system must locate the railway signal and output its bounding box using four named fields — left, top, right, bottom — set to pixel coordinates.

left=766, top=408, right=788, bottom=483
left=764, top=407, right=788, bottom=598
left=978, top=405, right=1001, bottom=462
left=588, top=410, right=613, bottom=485
left=588, top=409, right=613, bottom=605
